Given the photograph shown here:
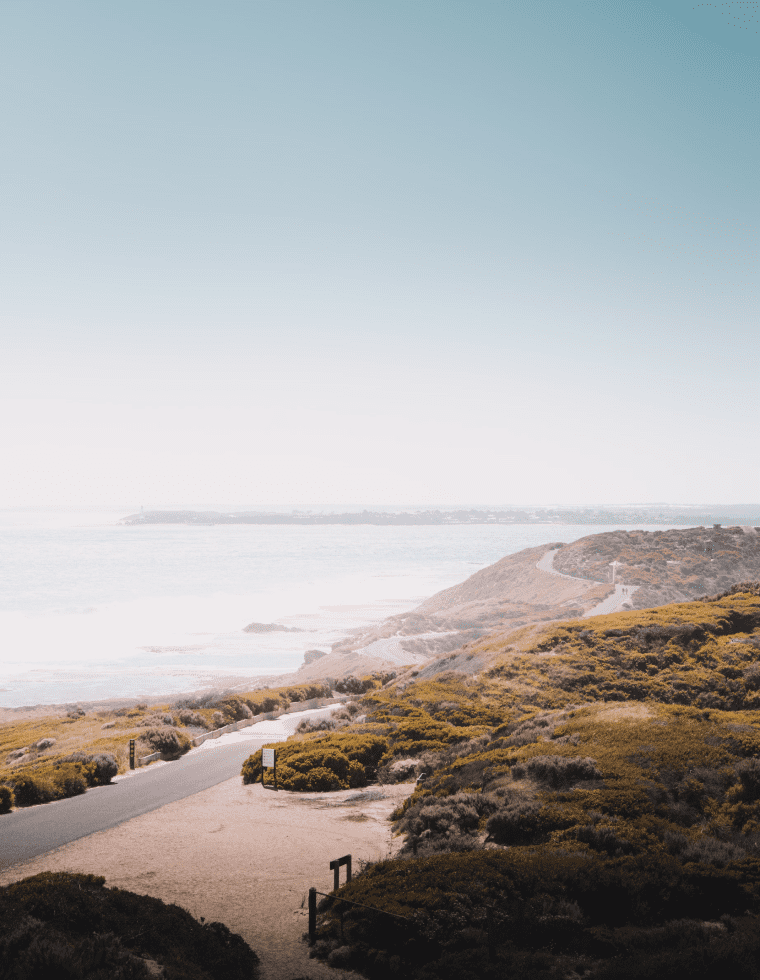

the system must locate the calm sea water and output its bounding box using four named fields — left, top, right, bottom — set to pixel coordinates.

left=0, top=509, right=679, bottom=707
